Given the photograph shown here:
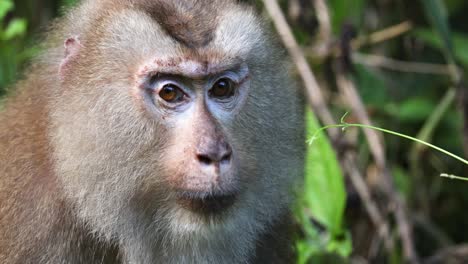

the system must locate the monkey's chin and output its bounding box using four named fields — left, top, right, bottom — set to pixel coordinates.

left=175, top=192, right=238, bottom=215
